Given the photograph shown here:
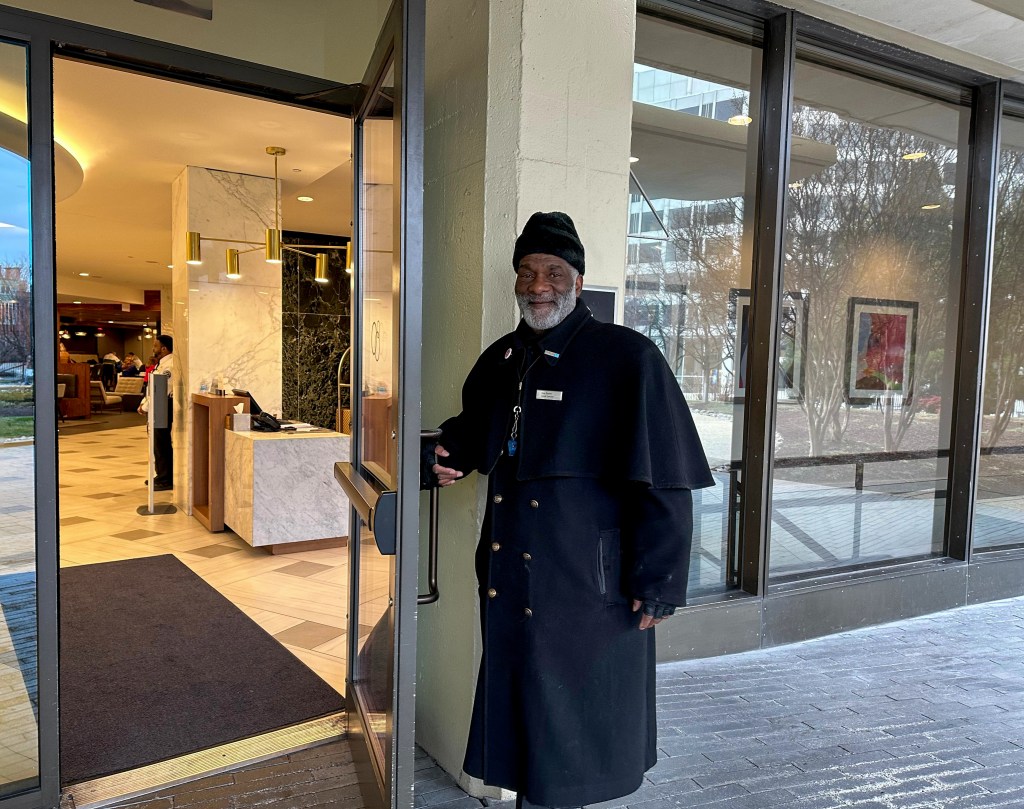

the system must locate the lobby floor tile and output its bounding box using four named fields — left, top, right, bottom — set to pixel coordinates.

left=273, top=621, right=345, bottom=650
